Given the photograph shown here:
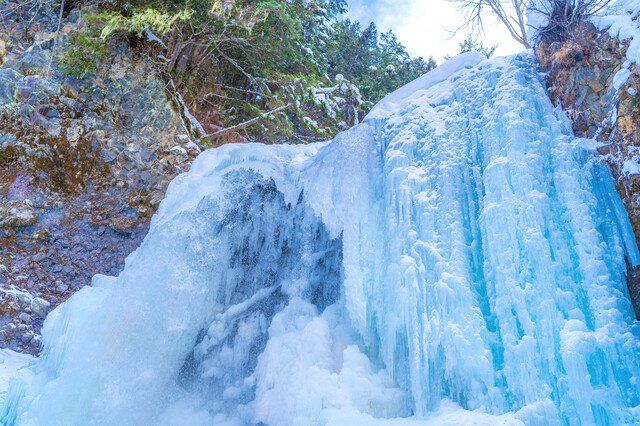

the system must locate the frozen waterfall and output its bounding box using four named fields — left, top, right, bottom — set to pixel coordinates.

left=3, top=52, right=640, bottom=425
